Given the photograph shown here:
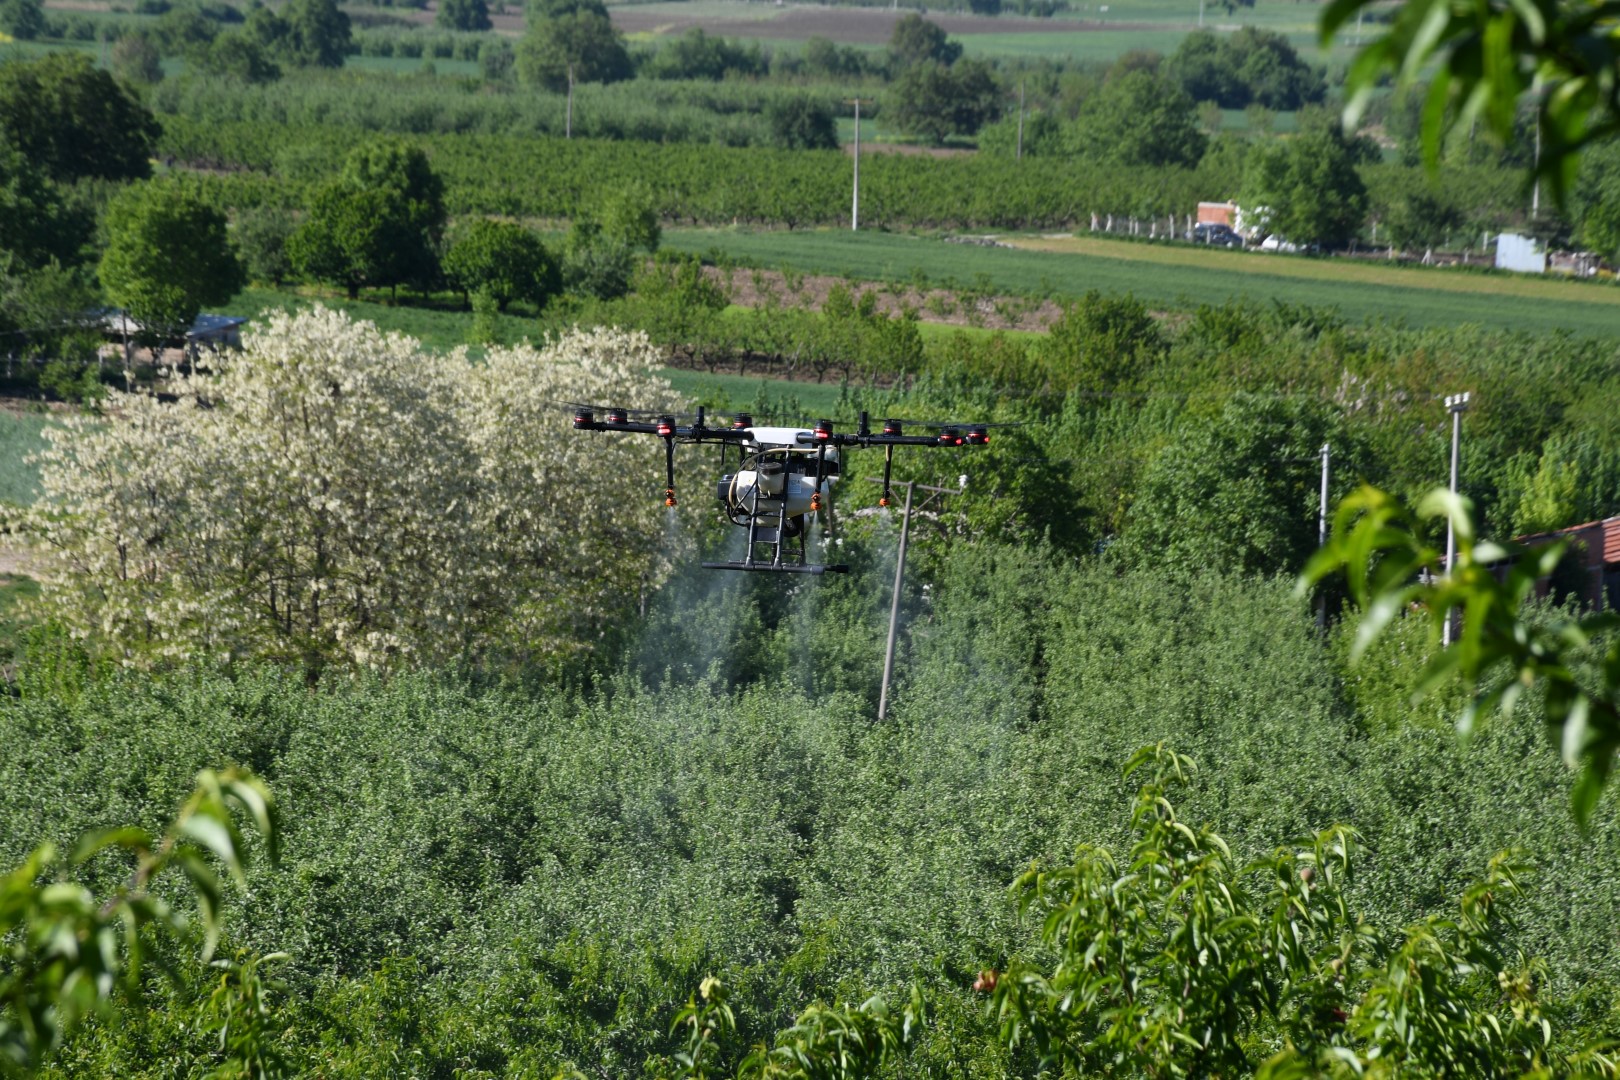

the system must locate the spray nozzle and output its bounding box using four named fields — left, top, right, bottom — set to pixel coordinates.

left=664, top=488, right=677, bottom=508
